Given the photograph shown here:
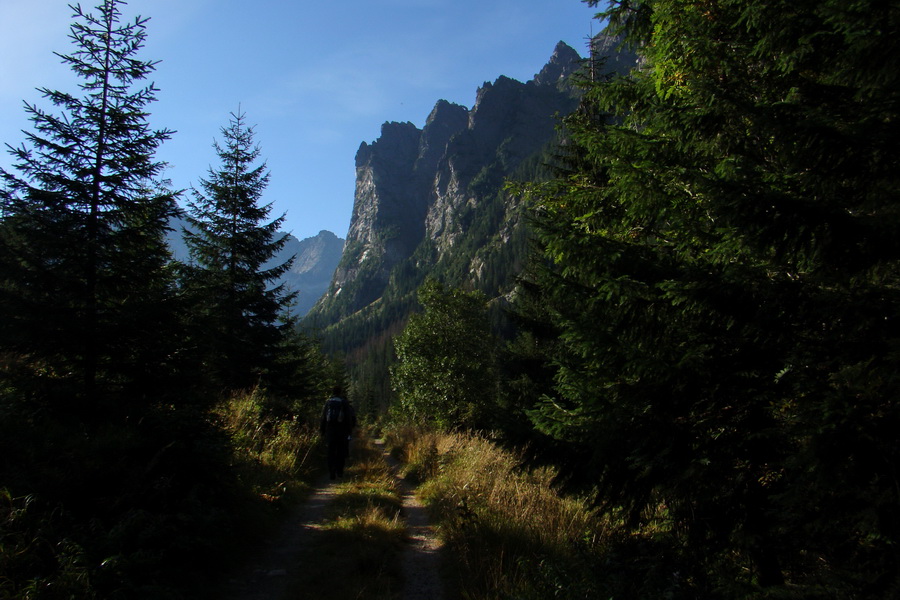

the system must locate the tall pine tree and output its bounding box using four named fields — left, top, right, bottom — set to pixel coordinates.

left=520, top=0, right=900, bottom=593
left=0, top=0, right=178, bottom=409
left=183, top=109, right=295, bottom=392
